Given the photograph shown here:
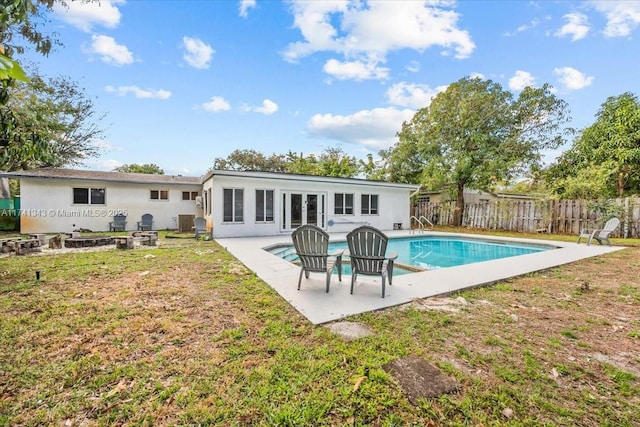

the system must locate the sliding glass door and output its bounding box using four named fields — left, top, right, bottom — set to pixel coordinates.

left=281, top=191, right=326, bottom=231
